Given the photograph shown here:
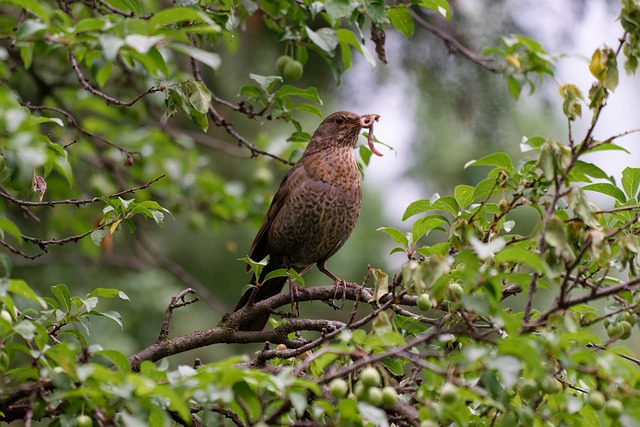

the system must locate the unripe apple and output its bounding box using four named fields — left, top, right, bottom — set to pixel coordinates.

left=417, top=293, right=432, bottom=311
left=76, top=415, right=93, bottom=427
left=329, top=378, right=349, bottom=398
left=446, top=283, right=464, bottom=302
left=588, top=391, right=605, bottom=410
left=360, top=367, right=381, bottom=388
left=604, top=399, right=623, bottom=418
left=283, top=60, right=303, bottom=81
left=440, top=382, right=458, bottom=404
left=381, top=386, right=399, bottom=407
